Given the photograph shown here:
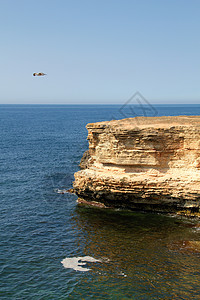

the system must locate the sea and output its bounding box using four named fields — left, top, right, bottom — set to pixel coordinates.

left=1, top=104, right=200, bottom=299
